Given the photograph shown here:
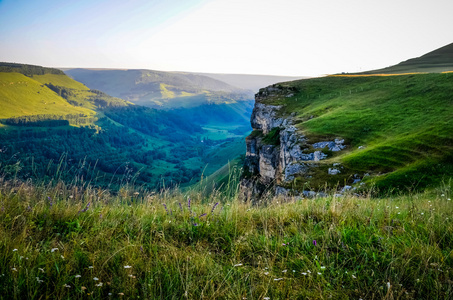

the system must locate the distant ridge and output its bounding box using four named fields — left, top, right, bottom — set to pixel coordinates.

left=360, top=42, right=453, bottom=74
